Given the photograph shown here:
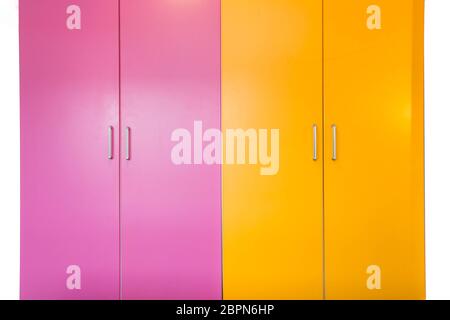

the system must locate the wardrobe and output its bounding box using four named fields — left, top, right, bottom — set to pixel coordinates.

left=222, top=0, right=424, bottom=300
left=20, top=0, right=425, bottom=300
left=20, top=0, right=222, bottom=300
